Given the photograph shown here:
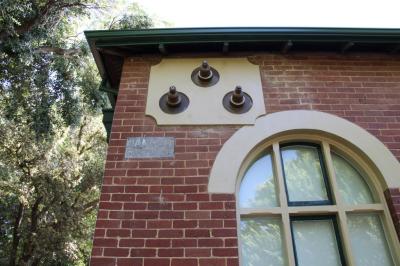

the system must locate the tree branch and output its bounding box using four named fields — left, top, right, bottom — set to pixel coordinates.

left=34, top=46, right=82, bottom=57
left=0, top=1, right=97, bottom=42
left=0, top=0, right=55, bottom=42
left=76, top=116, right=87, bottom=152
left=8, top=202, right=24, bottom=266
left=20, top=196, right=43, bottom=264
left=82, top=199, right=99, bottom=214
left=78, top=129, right=103, bottom=155
left=108, top=16, right=118, bottom=30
